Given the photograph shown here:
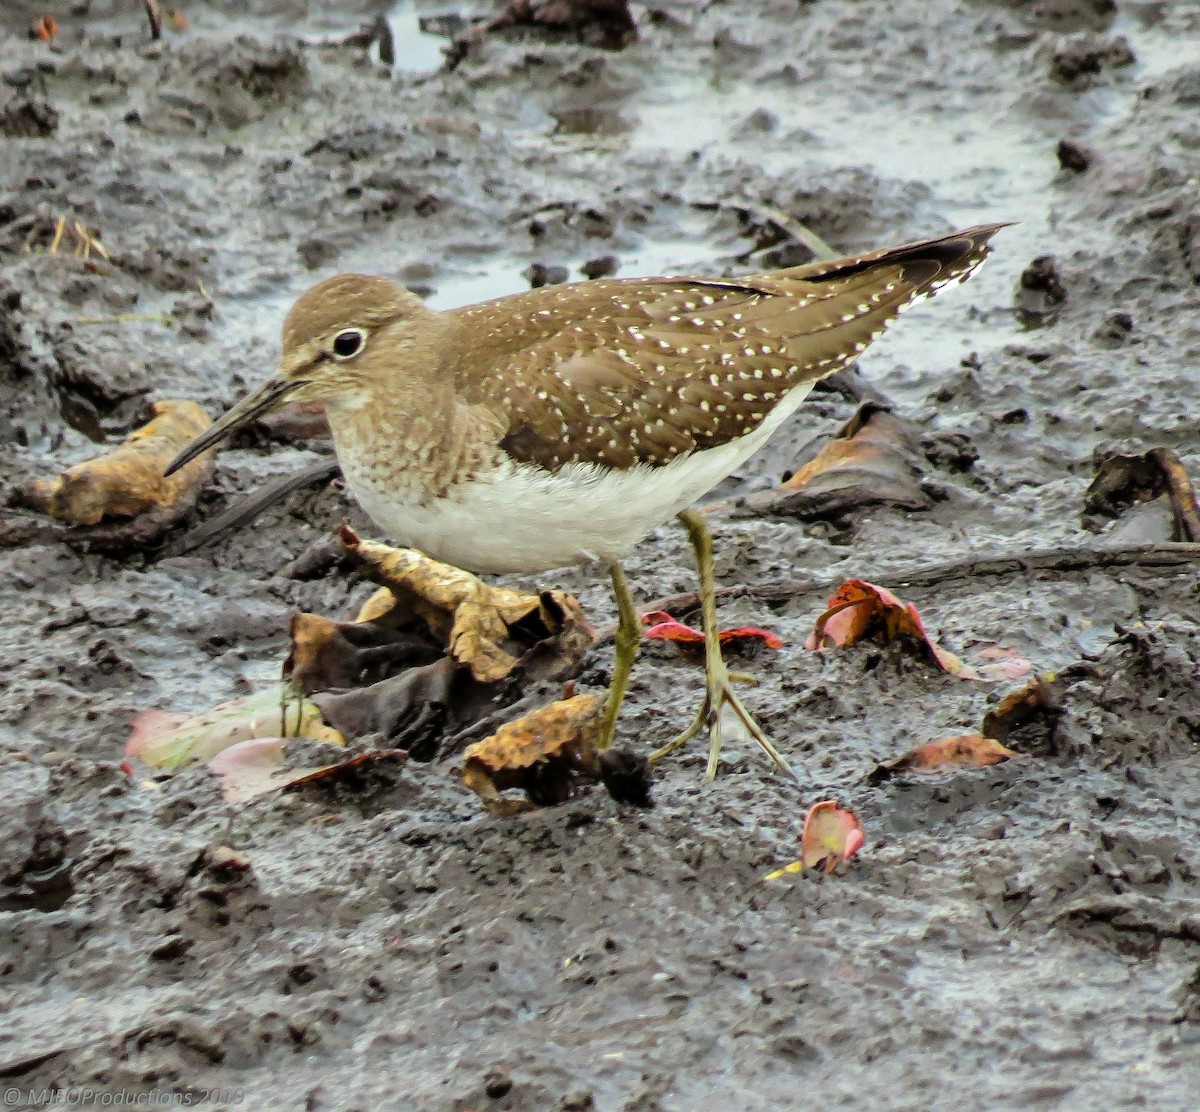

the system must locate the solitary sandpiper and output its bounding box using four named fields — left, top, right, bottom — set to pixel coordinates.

left=168, top=223, right=1008, bottom=780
